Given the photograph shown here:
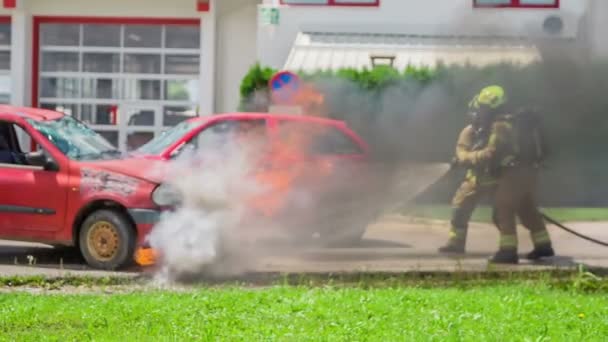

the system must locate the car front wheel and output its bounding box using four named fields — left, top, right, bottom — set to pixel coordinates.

left=79, top=209, right=136, bottom=270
